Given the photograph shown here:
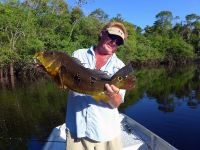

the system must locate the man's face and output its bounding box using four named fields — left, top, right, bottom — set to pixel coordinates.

left=99, top=30, right=123, bottom=55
